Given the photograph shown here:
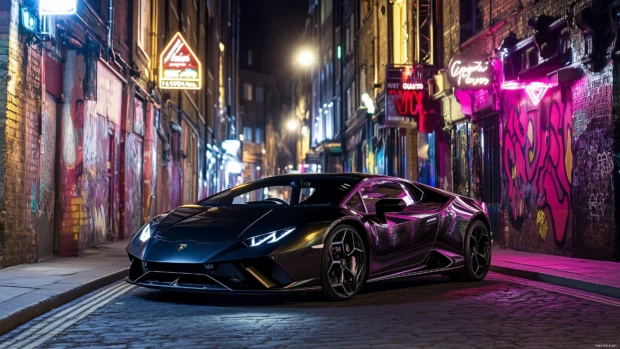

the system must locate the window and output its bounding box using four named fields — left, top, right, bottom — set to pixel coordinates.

left=321, top=0, right=332, bottom=24
left=460, top=0, right=482, bottom=44
left=392, top=0, right=407, bottom=64
left=360, top=68, right=367, bottom=96
left=232, top=186, right=292, bottom=204
left=346, top=87, right=352, bottom=120
left=137, top=0, right=150, bottom=50
left=40, top=15, right=56, bottom=39
left=345, top=23, right=351, bottom=55
left=243, top=126, right=253, bottom=142
left=346, top=192, right=366, bottom=213
left=360, top=181, right=414, bottom=214
left=348, top=81, right=357, bottom=118
left=243, top=83, right=253, bottom=101
left=299, top=188, right=316, bottom=203
left=201, top=177, right=359, bottom=206
left=325, top=107, right=333, bottom=139
left=349, top=15, right=355, bottom=54
left=248, top=50, right=253, bottom=66
left=255, top=85, right=264, bottom=103
left=255, top=128, right=263, bottom=144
